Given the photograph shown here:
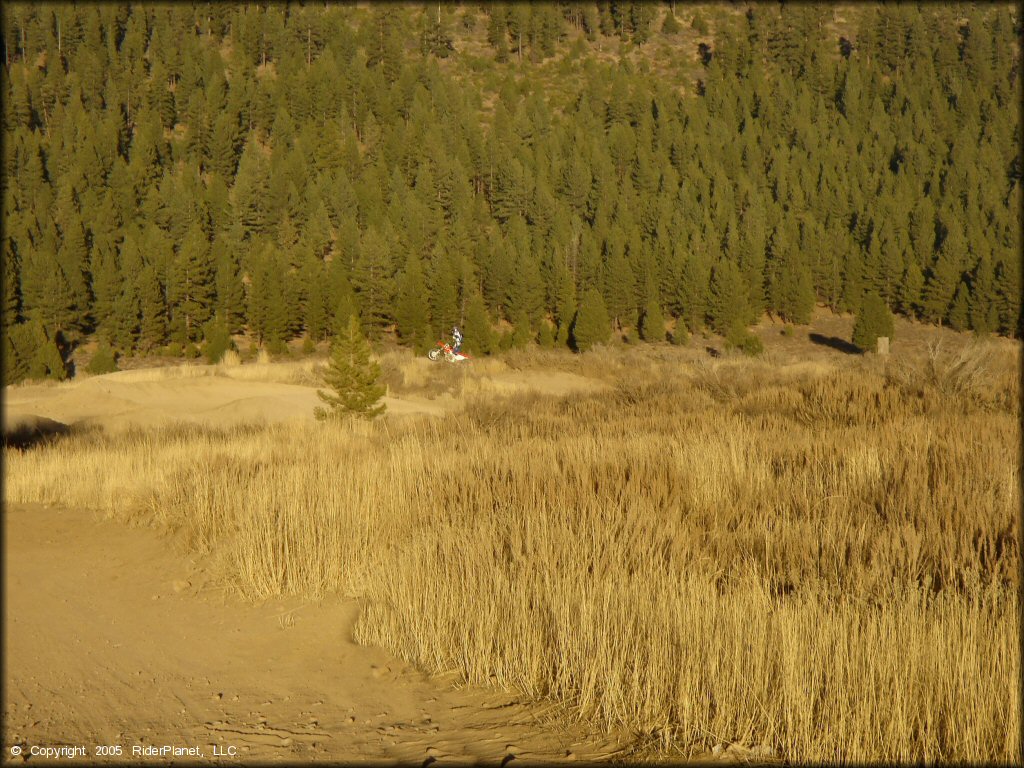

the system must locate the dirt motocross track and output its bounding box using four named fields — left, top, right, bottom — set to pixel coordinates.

left=4, top=502, right=632, bottom=765
left=3, top=362, right=635, bottom=765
